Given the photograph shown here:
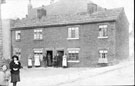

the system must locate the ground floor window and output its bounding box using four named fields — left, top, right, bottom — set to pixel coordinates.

left=13, top=48, right=21, bottom=60
left=33, top=48, right=43, bottom=67
left=67, top=48, right=80, bottom=62
left=33, top=48, right=43, bottom=61
left=98, top=50, right=108, bottom=63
